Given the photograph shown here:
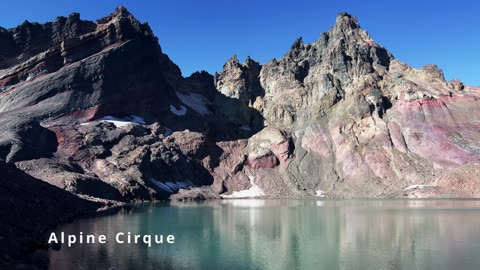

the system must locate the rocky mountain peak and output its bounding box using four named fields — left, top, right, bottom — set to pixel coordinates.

left=221, top=55, right=261, bottom=71
left=334, top=12, right=360, bottom=30
left=215, top=54, right=262, bottom=99
left=223, top=55, right=240, bottom=69
left=419, top=64, right=446, bottom=81
left=0, top=7, right=479, bottom=217
left=67, top=11, right=81, bottom=21
left=96, top=6, right=155, bottom=40
left=113, top=6, right=130, bottom=16
left=244, top=56, right=260, bottom=68
left=326, top=12, right=379, bottom=52
left=2, top=9, right=480, bottom=267
left=99, top=6, right=133, bottom=22
left=290, top=37, right=304, bottom=50
left=106, top=6, right=138, bottom=26
left=0, top=7, right=183, bottom=155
